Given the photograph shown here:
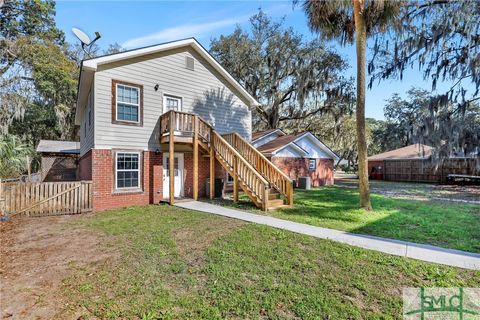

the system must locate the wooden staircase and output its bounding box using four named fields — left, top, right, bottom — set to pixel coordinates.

left=159, top=110, right=293, bottom=211
left=223, top=132, right=294, bottom=208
